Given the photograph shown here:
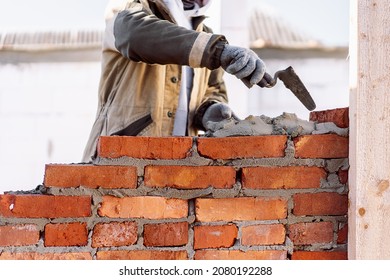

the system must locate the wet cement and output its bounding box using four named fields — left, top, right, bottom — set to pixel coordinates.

left=204, top=112, right=349, bottom=138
